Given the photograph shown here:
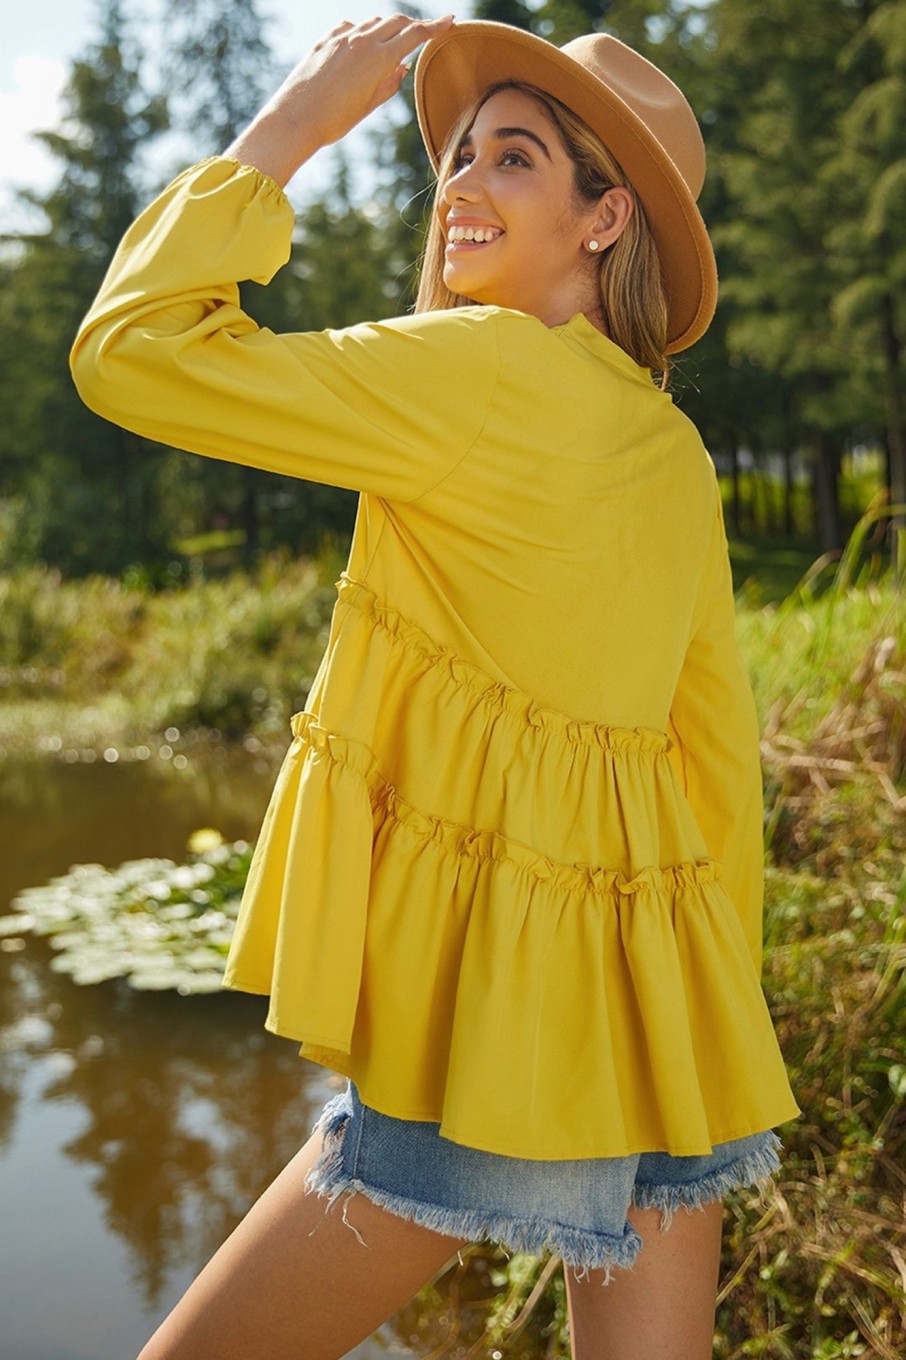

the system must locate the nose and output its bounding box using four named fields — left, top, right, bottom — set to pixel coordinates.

left=442, top=161, right=482, bottom=207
